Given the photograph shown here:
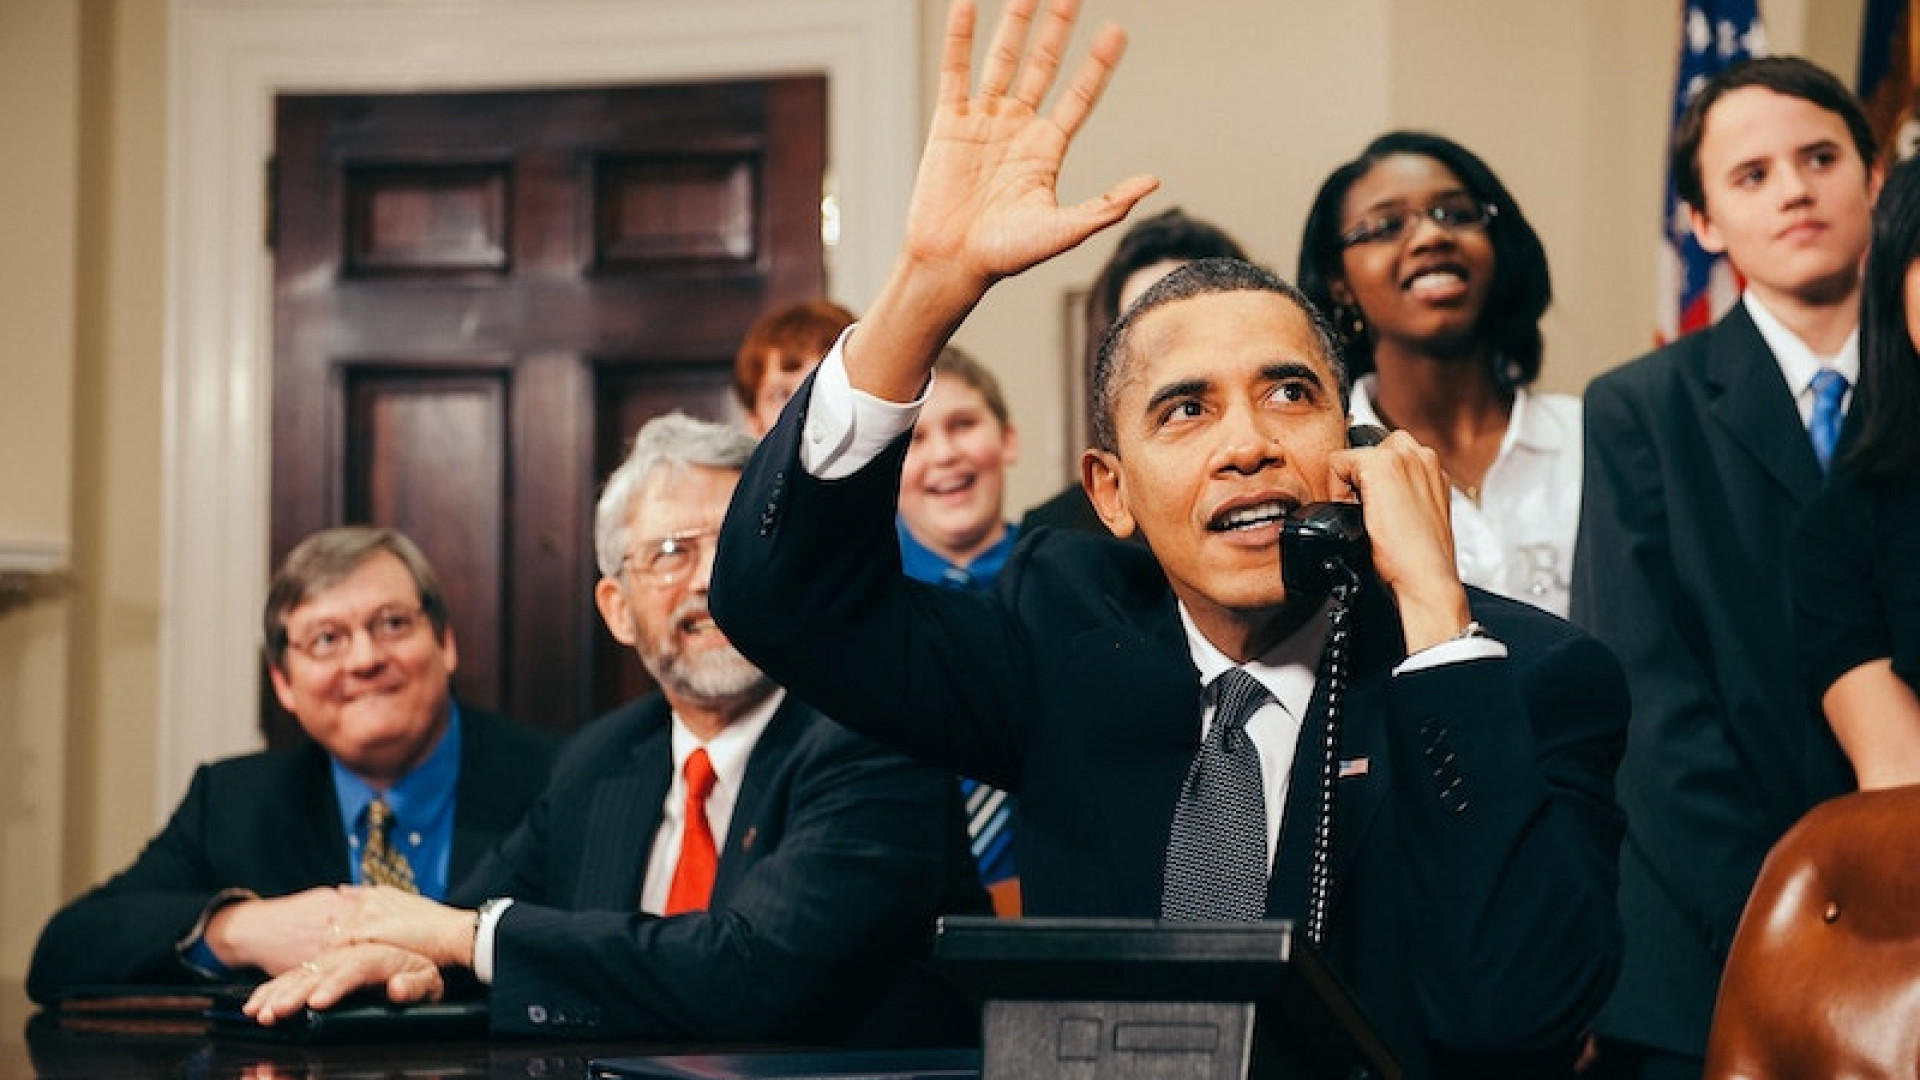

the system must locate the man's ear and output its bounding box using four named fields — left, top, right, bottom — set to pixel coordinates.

left=1687, top=203, right=1728, bottom=256
left=1082, top=448, right=1137, bottom=539
left=436, top=624, right=459, bottom=678
left=594, top=577, right=641, bottom=647
left=1001, top=422, right=1021, bottom=469
left=268, top=663, right=298, bottom=713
